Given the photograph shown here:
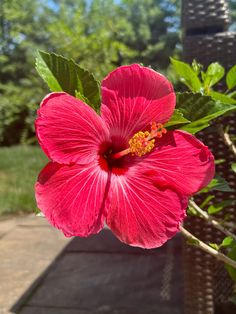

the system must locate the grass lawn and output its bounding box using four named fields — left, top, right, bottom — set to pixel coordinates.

left=0, top=145, right=48, bottom=216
